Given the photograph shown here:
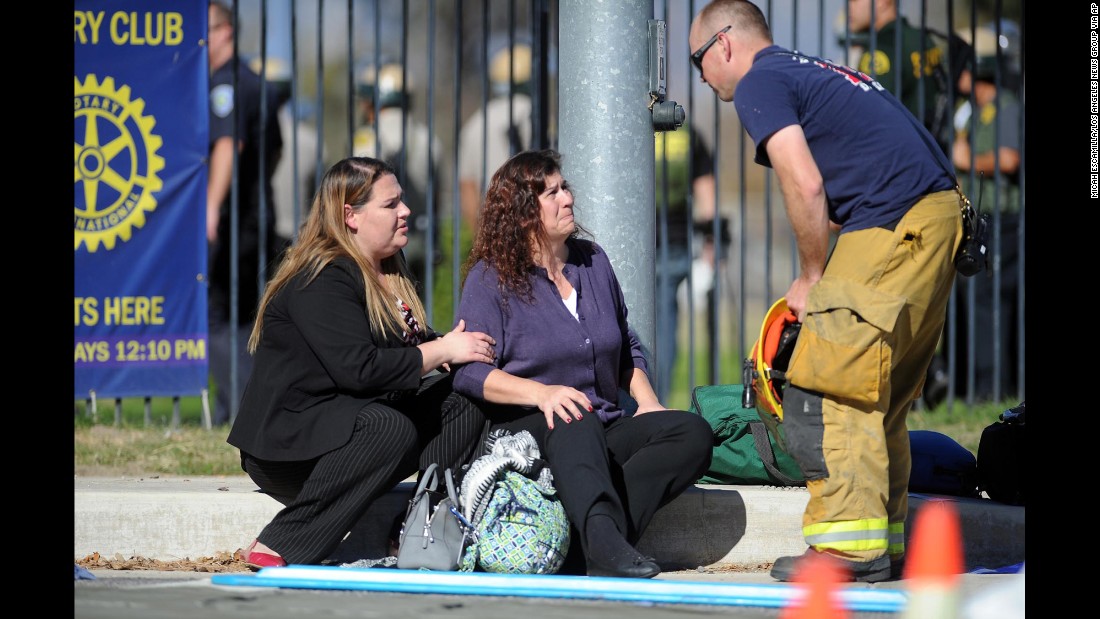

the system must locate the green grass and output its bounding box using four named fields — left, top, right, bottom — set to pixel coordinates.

left=906, top=397, right=1016, bottom=456
left=74, top=396, right=238, bottom=477
left=73, top=385, right=1014, bottom=477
